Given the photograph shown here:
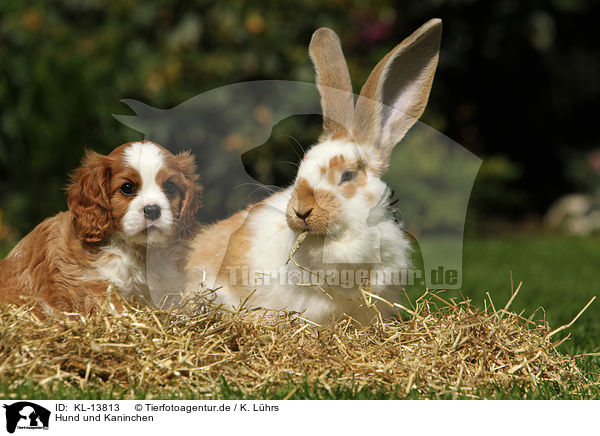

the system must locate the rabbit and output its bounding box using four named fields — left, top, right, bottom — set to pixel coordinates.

left=186, top=19, right=442, bottom=325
